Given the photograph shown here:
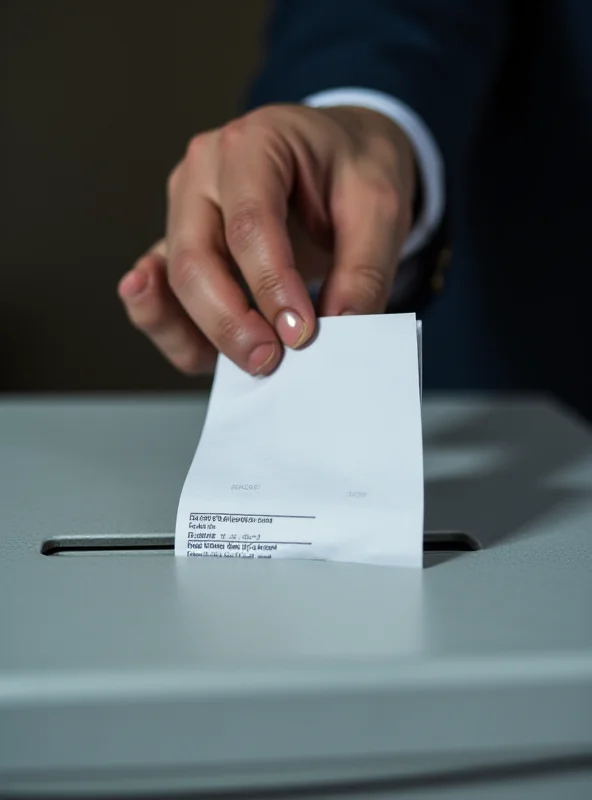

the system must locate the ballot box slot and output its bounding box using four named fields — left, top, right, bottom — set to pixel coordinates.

left=41, top=534, right=173, bottom=556
left=424, top=532, right=481, bottom=552
left=41, top=531, right=481, bottom=556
